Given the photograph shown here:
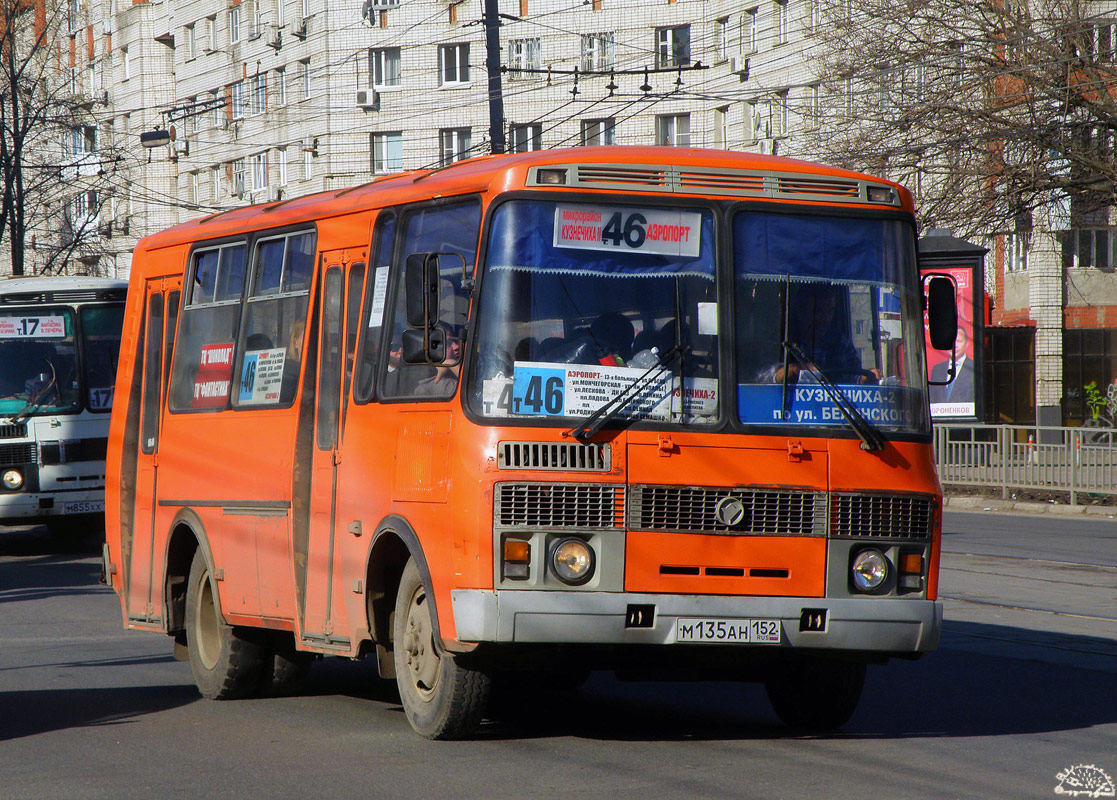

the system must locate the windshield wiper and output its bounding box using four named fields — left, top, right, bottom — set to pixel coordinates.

left=564, top=345, right=684, bottom=443
left=9, top=361, right=58, bottom=425
left=783, top=341, right=886, bottom=452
